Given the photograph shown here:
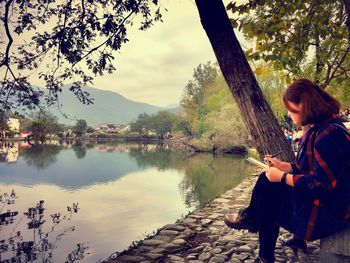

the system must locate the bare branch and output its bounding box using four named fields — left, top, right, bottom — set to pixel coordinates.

left=322, top=45, right=350, bottom=88
left=0, top=0, right=15, bottom=68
